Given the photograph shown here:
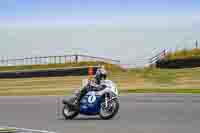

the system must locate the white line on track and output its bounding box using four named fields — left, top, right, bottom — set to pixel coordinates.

left=2, top=126, right=56, bottom=133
